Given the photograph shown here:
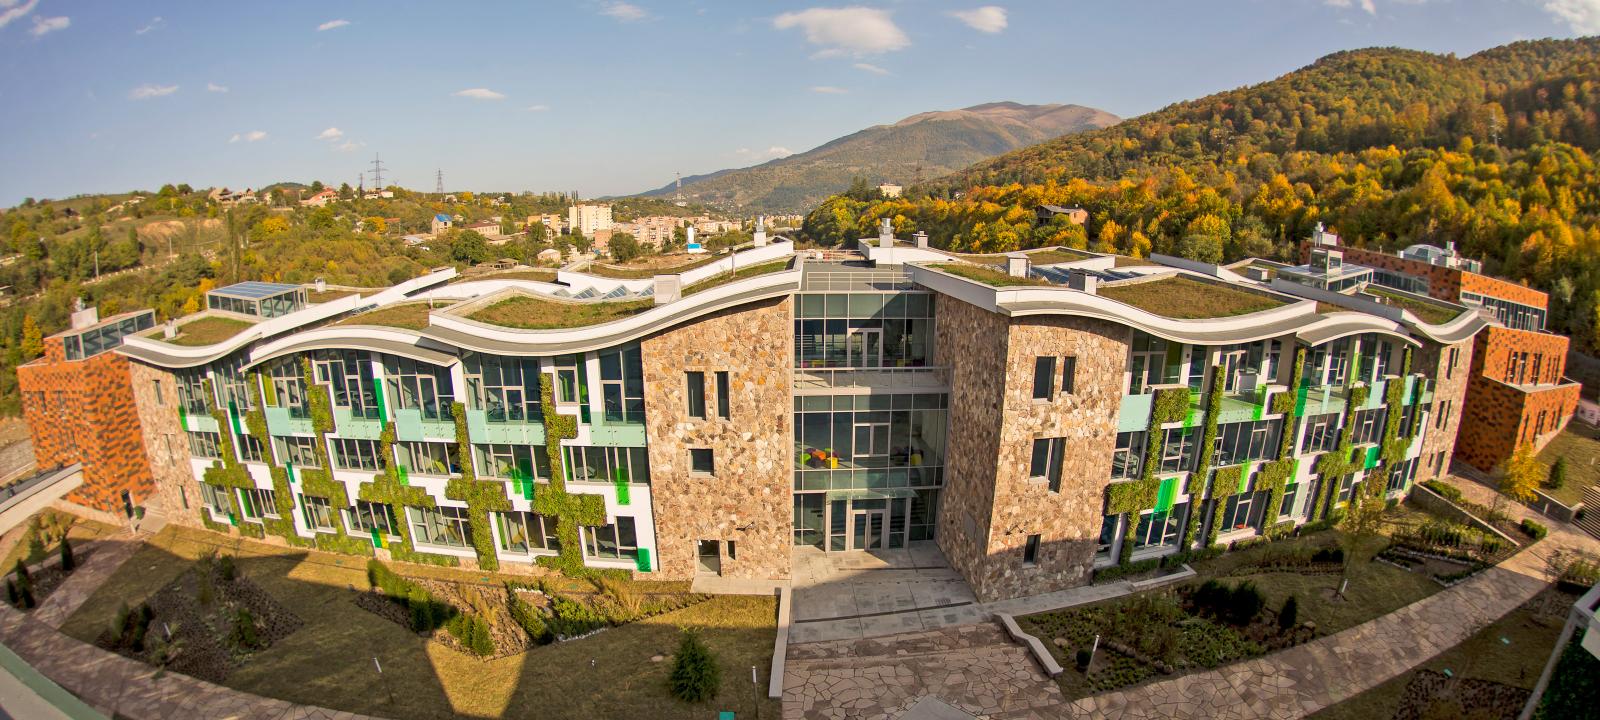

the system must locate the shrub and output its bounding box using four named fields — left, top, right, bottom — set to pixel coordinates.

left=1423, top=479, right=1464, bottom=503
left=1075, top=647, right=1092, bottom=670
left=446, top=613, right=494, bottom=657
left=60, top=538, right=74, bottom=573
left=4, top=579, right=16, bottom=607
left=1310, top=547, right=1344, bottom=564
left=1278, top=595, right=1299, bottom=632
left=406, top=586, right=452, bottom=632
left=1193, top=579, right=1231, bottom=617
left=1561, top=558, right=1600, bottom=589
left=668, top=630, right=720, bottom=703
left=508, top=592, right=552, bottom=645
left=1225, top=582, right=1265, bottom=626
left=367, top=558, right=411, bottom=597
left=13, top=559, right=31, bottom=588
left=17, top=583, right=34, bottom=610
left=219, top=554, right=237, bottom=582
left=547, top=594, right=608, bottom=638
left=1521, top=519, right=1549, bottom=540
left=231, top=609, right=260, bottom=650
left=1546, top=457, right=1567, bottom=491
